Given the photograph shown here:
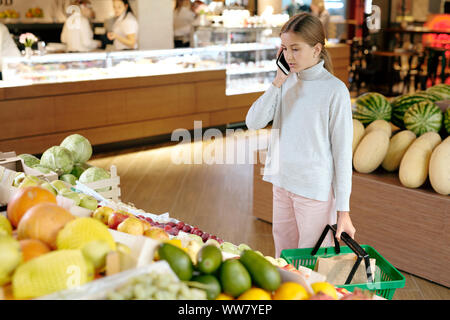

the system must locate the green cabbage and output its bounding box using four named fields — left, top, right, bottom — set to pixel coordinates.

left=71, top=163, right=91, bottom=179
left=40, top=146, right=74, bottom=176
left=18, top=154, right=40, bottom=167
left=32, top=165, right=52, bottom=174
left=79, top=167, right=111, bottom=192
left=60, top=134, right=92, bottom=163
